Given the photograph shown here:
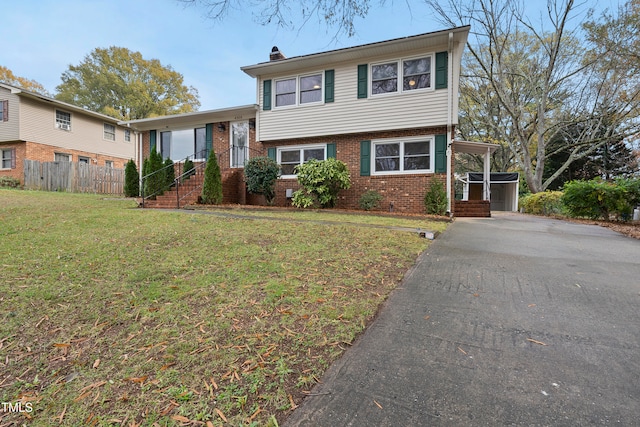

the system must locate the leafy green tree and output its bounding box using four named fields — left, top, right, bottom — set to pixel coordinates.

left=0, top=66, right=50, bottom=95
left=291, top=158, right=351, bottom=208
left=244, top=156, right=280, bottom=205
left=201, top=150, right=223, bottom=204
left=55, top=47, right=200, bottom=120
left=123, top=159, right=140, bottom=197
